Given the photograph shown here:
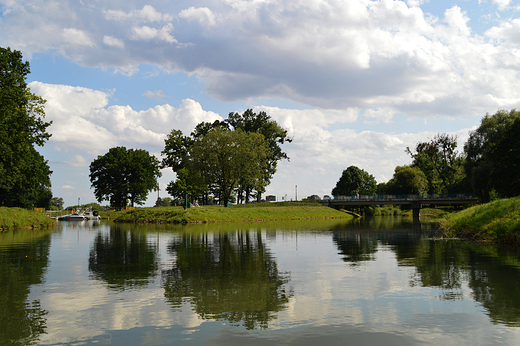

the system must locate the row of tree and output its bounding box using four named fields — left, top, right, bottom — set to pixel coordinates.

left=332, top=109, right=520, bottom=202
left=88, top=110, right=291, bottom=209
